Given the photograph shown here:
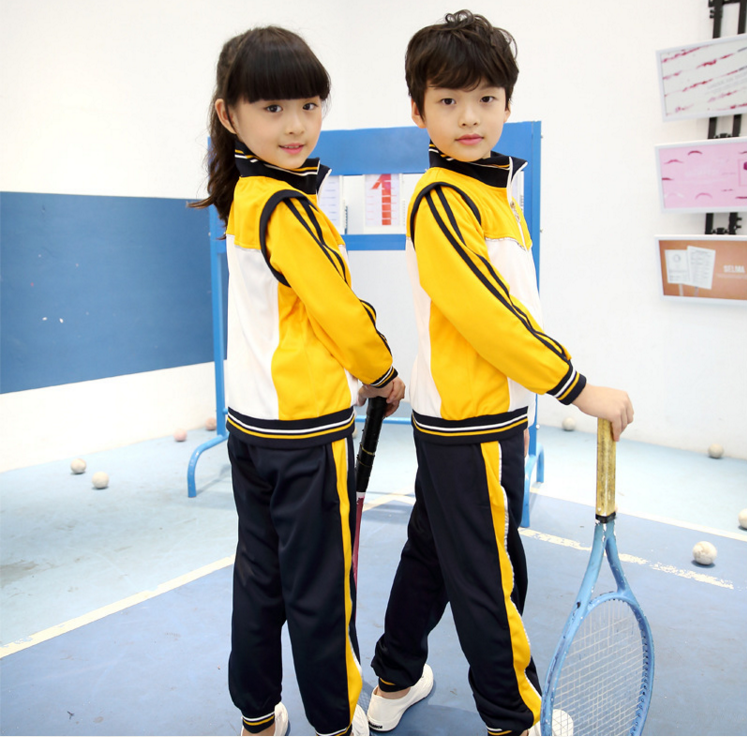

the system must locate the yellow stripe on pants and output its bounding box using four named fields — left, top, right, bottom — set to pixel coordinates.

left=333, top=438, right=362, bottom=725
left=481, top=441, right=541, bottom=722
